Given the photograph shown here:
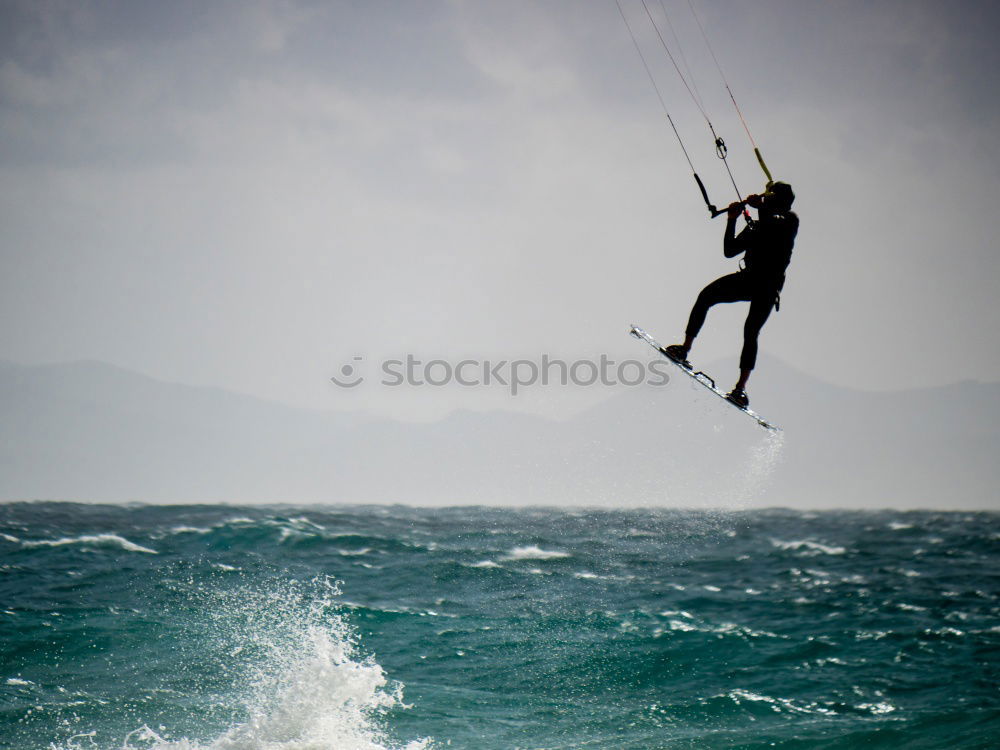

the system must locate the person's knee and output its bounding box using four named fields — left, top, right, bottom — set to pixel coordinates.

left=695, top=288, right=717, bottom=309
